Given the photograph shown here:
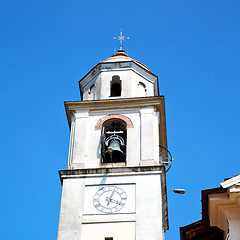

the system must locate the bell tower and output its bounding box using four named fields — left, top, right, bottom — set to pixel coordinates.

left=57, top=49, right=169, bottom=240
